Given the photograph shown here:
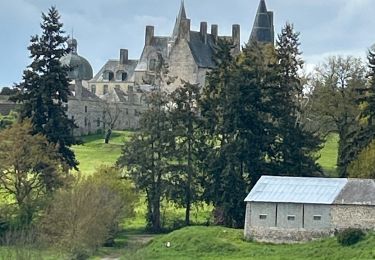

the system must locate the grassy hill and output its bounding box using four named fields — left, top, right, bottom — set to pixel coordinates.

left=128, top=226, right=375, bottom=260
